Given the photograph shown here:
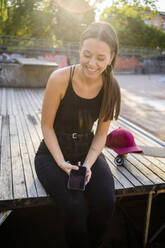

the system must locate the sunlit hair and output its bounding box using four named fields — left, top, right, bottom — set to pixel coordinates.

left=80, top=21, right=121, bottom=121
